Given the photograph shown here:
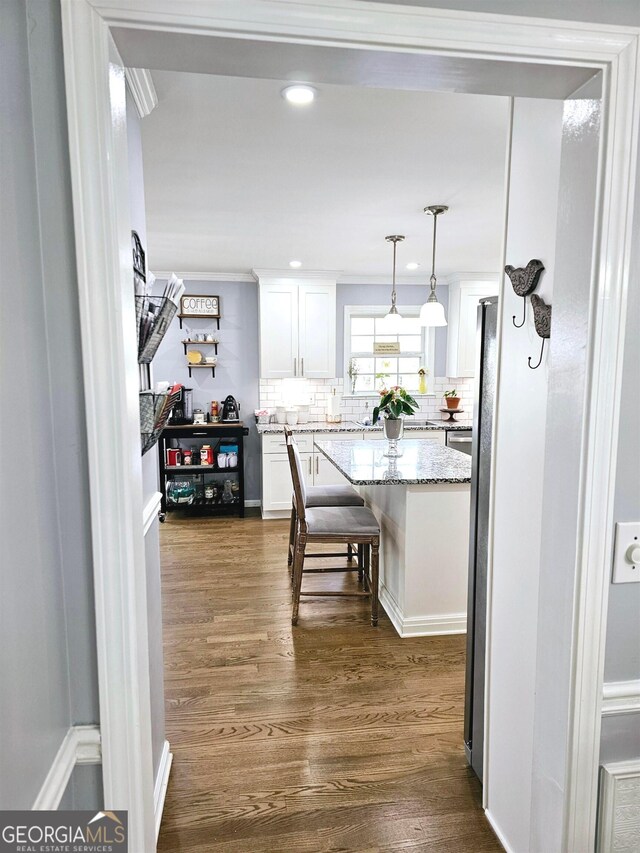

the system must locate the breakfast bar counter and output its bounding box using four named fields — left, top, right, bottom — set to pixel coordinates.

left=315, top=439, right=471, bottom=638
